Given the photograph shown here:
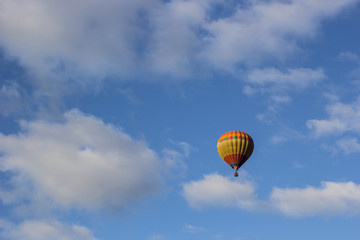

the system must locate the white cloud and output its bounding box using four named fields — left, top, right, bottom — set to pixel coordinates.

left=0, top=219, right=99, bottom=240
left=244, top=67, right=325, bottom=122
left=0, top=0, right=158, bottom=79
left=182, top=174, right=360, bottom=217
left=182, top=173, right=257, bottom=209
left=269, top=126, right=305, bottom=144
left=162, top=149, right=188, bottom=177
left=0, top=0, right=358, bottom=117
left=146, top=0, right=209, bottom=77
left=292, top=161, right=304, bottom=169
left=336, top=52, right=360, bottom=86
left=148, top=234, right=165, bottom=240
left=306, top=97, right=360, bottom=136
left=0, top=0, right=357, bottom=83
left=245, top=67, right=325, bottom=95
left=184, top=223, right=206, bottom=233
left=337, top=51, right=360, bottom=64
left=336, top=137, right=360, bottom=154
left=270, top=181, right=360, bottom=217
left=161, top=140, right=196, bottom=177
left=0, top=109, right=163, bottom=210
left=0, top=82, right=31, bottom=116
left=202, top=0, right=359, bottom=68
